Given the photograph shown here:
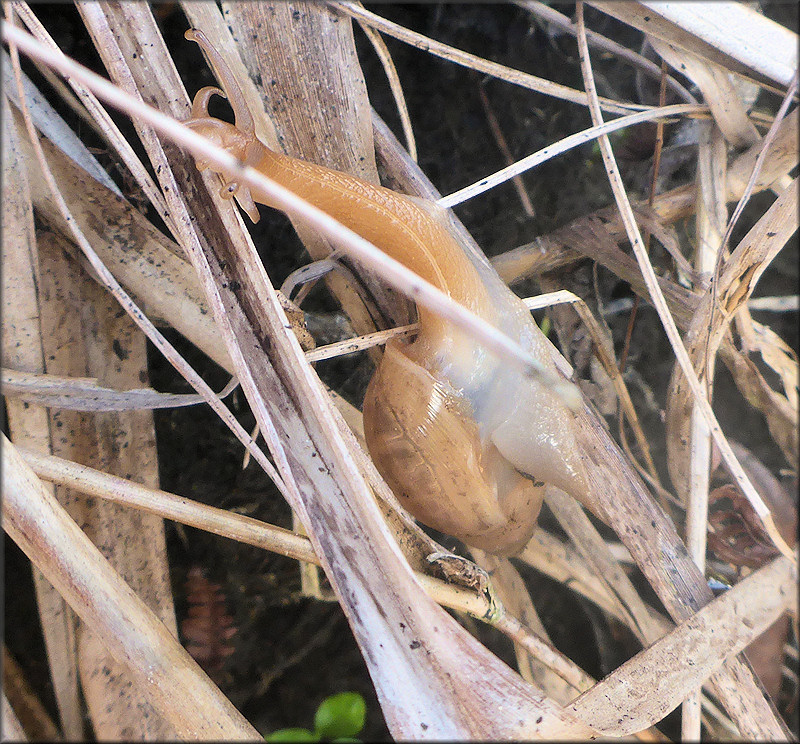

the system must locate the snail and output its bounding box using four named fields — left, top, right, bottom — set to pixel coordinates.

left=182, top=29, right=587, bottom=555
